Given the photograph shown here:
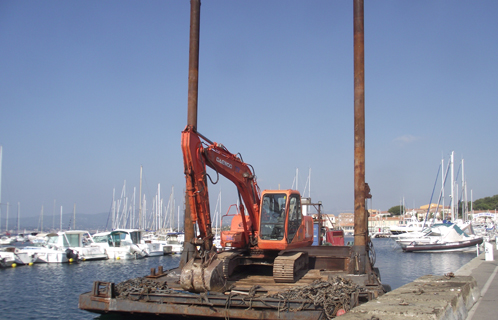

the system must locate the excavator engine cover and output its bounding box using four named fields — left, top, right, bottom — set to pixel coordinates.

left=180, top=255, right=225, bottom=293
